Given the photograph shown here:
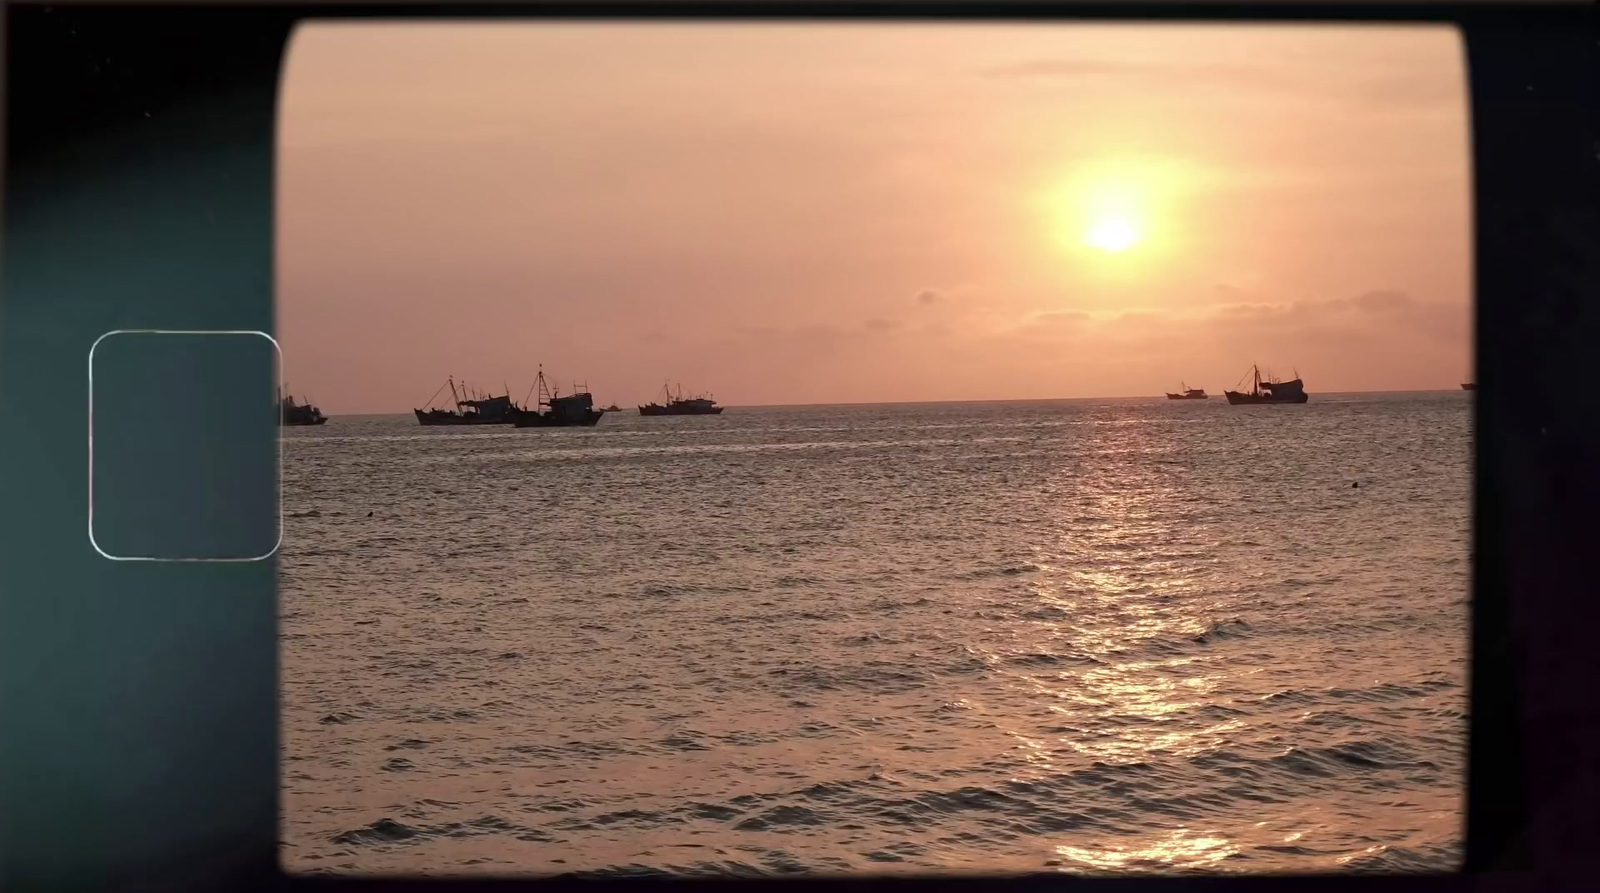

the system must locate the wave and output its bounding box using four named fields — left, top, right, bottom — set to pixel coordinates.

left=1023, top=605, right=1071, bottom=621
left=1003, top=651, right=1103, bottom=668
left=317, top=711, right=361, bottom=725
left=1340, top=842, right=1463, bottom=873
left=955, top=563, right=1041, bottom=580
left=331, top=814, right=546, bottom=847
left=1191, top=618, right=1252, bottom=644
left=1110, top=617, right=1256, bottom=658
left=734, top=804, right=829, bottom=831
left=767, top=662, right=928, bottom=694
left=555, top=808, right=683, bottom=831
